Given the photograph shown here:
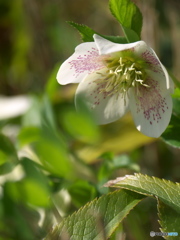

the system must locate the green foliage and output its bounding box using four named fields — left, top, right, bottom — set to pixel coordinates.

left=0, top=134, right=18, bottom=174
left=106, top=173, right=180, bottom=213
left=68, top=22, right=96, bottom=42
left=45, top=173, right=180, bottom=239
left=68, top=21, right=127, bottom=44
left=161, top=87, right=180, bottom=148
left=161, top=114, right=180, bottom=148
left=61, top=107, right=100, bottom=144
left=158, top=200, right=180, bottom=240
left=7, top=158, right=51, bottom=207
left=106, top=174, right=180, bottom=237
left=45, top=189, right=144, bottom=240
left=109, top=0, right=143, bottom=42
